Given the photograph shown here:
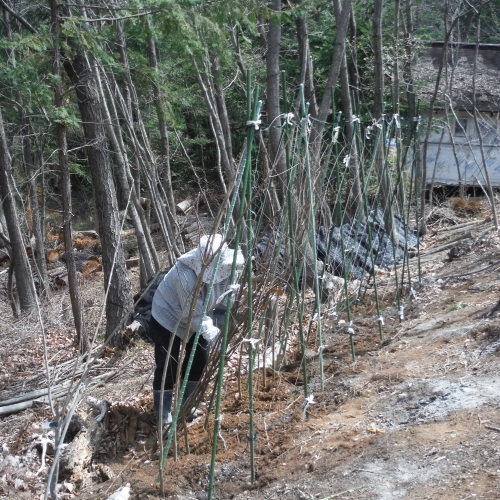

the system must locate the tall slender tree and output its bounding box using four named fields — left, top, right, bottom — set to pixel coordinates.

left=50, top=0, right=88, bottom=352
left=64, top=48, right=132, bottom=342
left=0, top=107, right=36, bottom=313
left=373, top=0, right=397, bottom=242
left=310, top=0, right=353, bottom=172
left=266, top=0, right=285, bottom=193
left=21, top=114, right=49, bottom=294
